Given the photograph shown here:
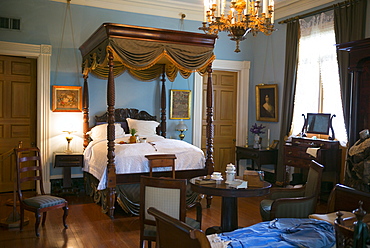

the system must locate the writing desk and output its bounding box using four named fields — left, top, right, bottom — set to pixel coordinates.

left=236, top=146, right=278, bottom=178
